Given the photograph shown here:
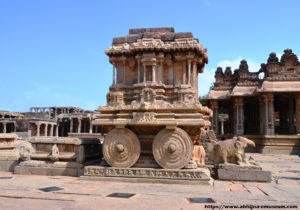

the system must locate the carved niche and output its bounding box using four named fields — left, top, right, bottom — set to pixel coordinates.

left=140, top=88, right=156, bottom=103
left=108, top=91, right=124, bottom=106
